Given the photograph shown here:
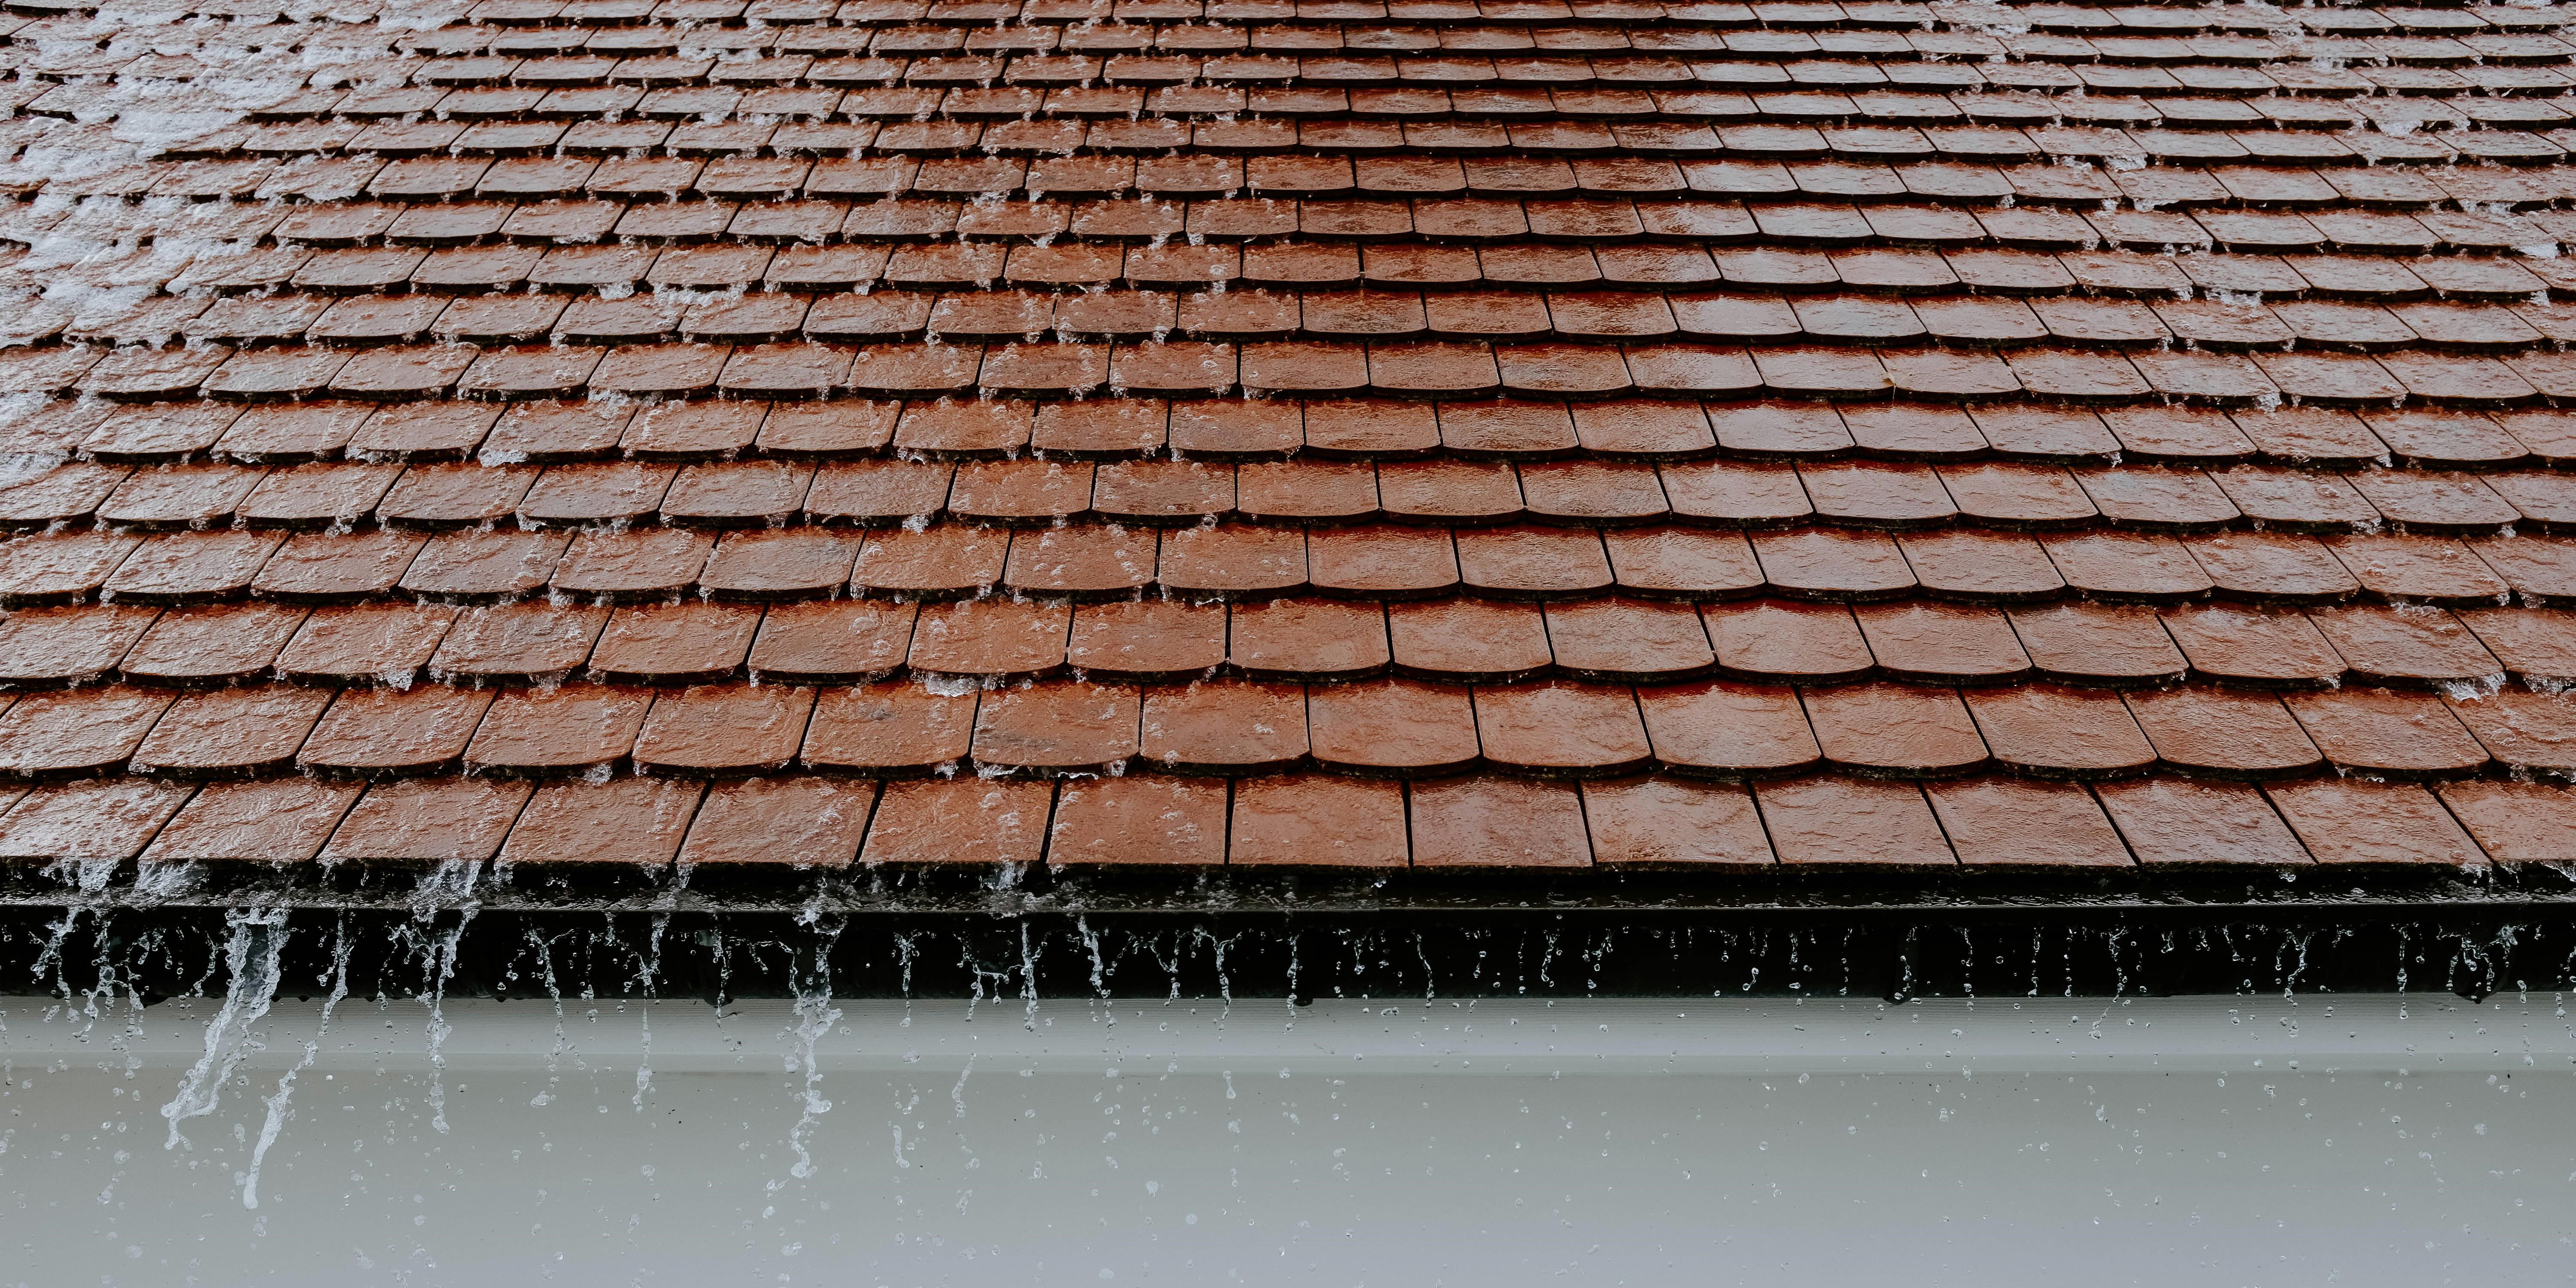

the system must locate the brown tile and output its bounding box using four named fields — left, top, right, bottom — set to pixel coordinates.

left=2309, top=605, right=2503, bottom=687
left=1033, top=399, right=1168, bottom=457
left=118, top=602, right=309, bottom=686
left=140, top=777, right=362, bottom=865
left=851, top=526, right=1009, bottom=600
left=2438, top=779, right=2576, bottom=864
left=0, top=778, right=195, bottom=862
left=267, top=601, right=452, bottom=685
left=800, top=682, right=976, bottom=775
left=805, top=459, right=954, bottom=525
left=1897, top=530, right=2064, bottom=604
left=1307, top=677, right=1479, bottom=776
left=2460, top=606, right=2576, bottom=682
left=1804, top=681, right=1989, bottom=777
left=1517, top=460, right=1670, bottom=527
left=380, top=462, right=537, bottom=528
left=1854, top=602, right=2033, bottom=684
left=0, top=462, right=129, bottom=532
left=1601, top=528, right=1765, bottom=600
left=105, top=530, right=288, bottom=605
left=1455, top=525, right=1615, bottom=598
left=742, top=599, right=914, bottom=685
left=1962, top=684, right=2157, bottom=780
left=517, top=461, right=680, bottom=530
left=0, top=686, right=175, bottom=779
left=2187, top=532, right=2360, bottom=604
left=549, top=528, right=714, bottom=602
left=2266, top=778, right=2484, bottom=867
left=1473, top=682, right=1652, bottom=777
left=499, top=776, right=703, bottom=867
left=1704, top=401, right=1851, bottom=459
left=1093, top=460, right=1234, bottom=526
left=1410, top=777, right=1590, bottom=869
left=759, top=399, right=901, bottom=458
left=1047, top=775, right=1226, bottom=867
left=1306, top=523, right=1459, bottom=597
left=130, top=685, right=332, bottom=779
left=0, top=531, right=143, bottom=606
left=949, top=459, right=1095, bottom=525
left=1233, top=461, right=1376, bottom=526
left=2157, top=604, right=2346, bottom=688
left=1228, top=597, right=1388, bottom=681
left=1799, top=460, right=1957, bottom=529
left=350, top=401, right=503, bottom=461
left=2073, top=465, right=2239, bottom=533
left=1636, top=680, right=1821, bottom=778
left=459, top=344, right=604, bottom=400
left=1705, top=599, right=1874, bottom=683
left=400, top=528, right=572, bottom=601
left=1750, top=528, right=1916, bottom=600
left=2442, top=686, right=2576, bottom=775
left=1064, top=600, right=1224, bottom=682
left=2469, top=537, right=2576, bottom=601
left=0, top=603, right=158, bottom=689
left=859, top=775, right=1053, bottom=866
left=1228, top=774, right=1407, bottom=868
left=298, top=685, right=495, bottom=778
left=2348, top=470, right=2519, bottom=537
left=1159, top=525, right=1307, bottom=598
left=1543, top=598, right=1715, bottom=683
left=237, top=463, right=403, bottom=532
left=430, top=602, right=609, bottom=683
left=2005, top=602, right=2188, bottom=687
left=2284, top=687, right=2490, bottom=778
left=970, top=680, right=1140, bottom=773
left=2096, top=778, right=2309, bottom=868
left=1582, top=776, right=1772, bottom=867
left=1376, top=457, right=1522, bottom=522
left=1300, top=396, right=1436, bottom=455
left=1388, top=598, right=1551, bottom=683
left=658, top=384, right=805, bottom=457
left=633, top=683, right=817, bottom=775
left=678, top=776, right=874, bottom=869
left=463, top=683, right=652, bottom=777
left=2324, top=535, right=2509, bottom=608
left=1138, top=681, right=1306, bottom=774
left=907, top=598, right=1068, bottom=678
left=1927, top=778, right=2132, bottom=869
left=2038, top=531, right=2215, bottom=603
left=2123, top=686, right=2324, bottom=780
left=1002, top=524, right=1158, bottom=598
left=1754, top=775, right=1953, bottom=868
left=250, top=526, right=422, bottom=600
left=320, top=776, right=532, bottom=863
left=587, top=601, right=761, bottom=685
left=1440, top=397, right=1583, bottom=454
left=700, top=528, right=863, bottom=600
left=1169, top=398, right=1302, bottom=459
